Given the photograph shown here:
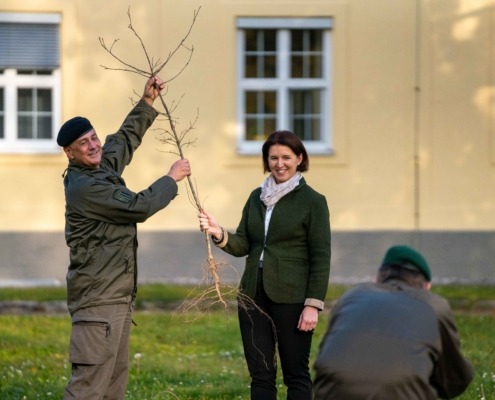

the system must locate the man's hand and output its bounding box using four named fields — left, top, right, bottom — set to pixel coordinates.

left=167, top=158, right=191, bottom=182
left=143, top=75, right=165, bottom=106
